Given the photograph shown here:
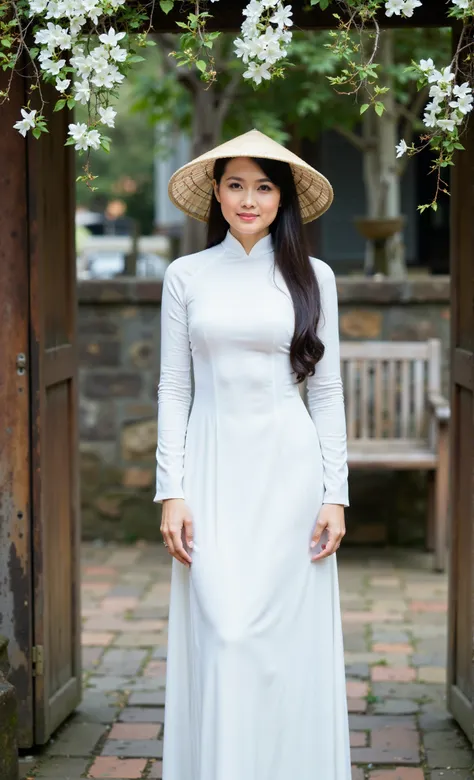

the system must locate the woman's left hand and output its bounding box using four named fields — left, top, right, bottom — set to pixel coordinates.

left=310, top=504, right=346, bottom=561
